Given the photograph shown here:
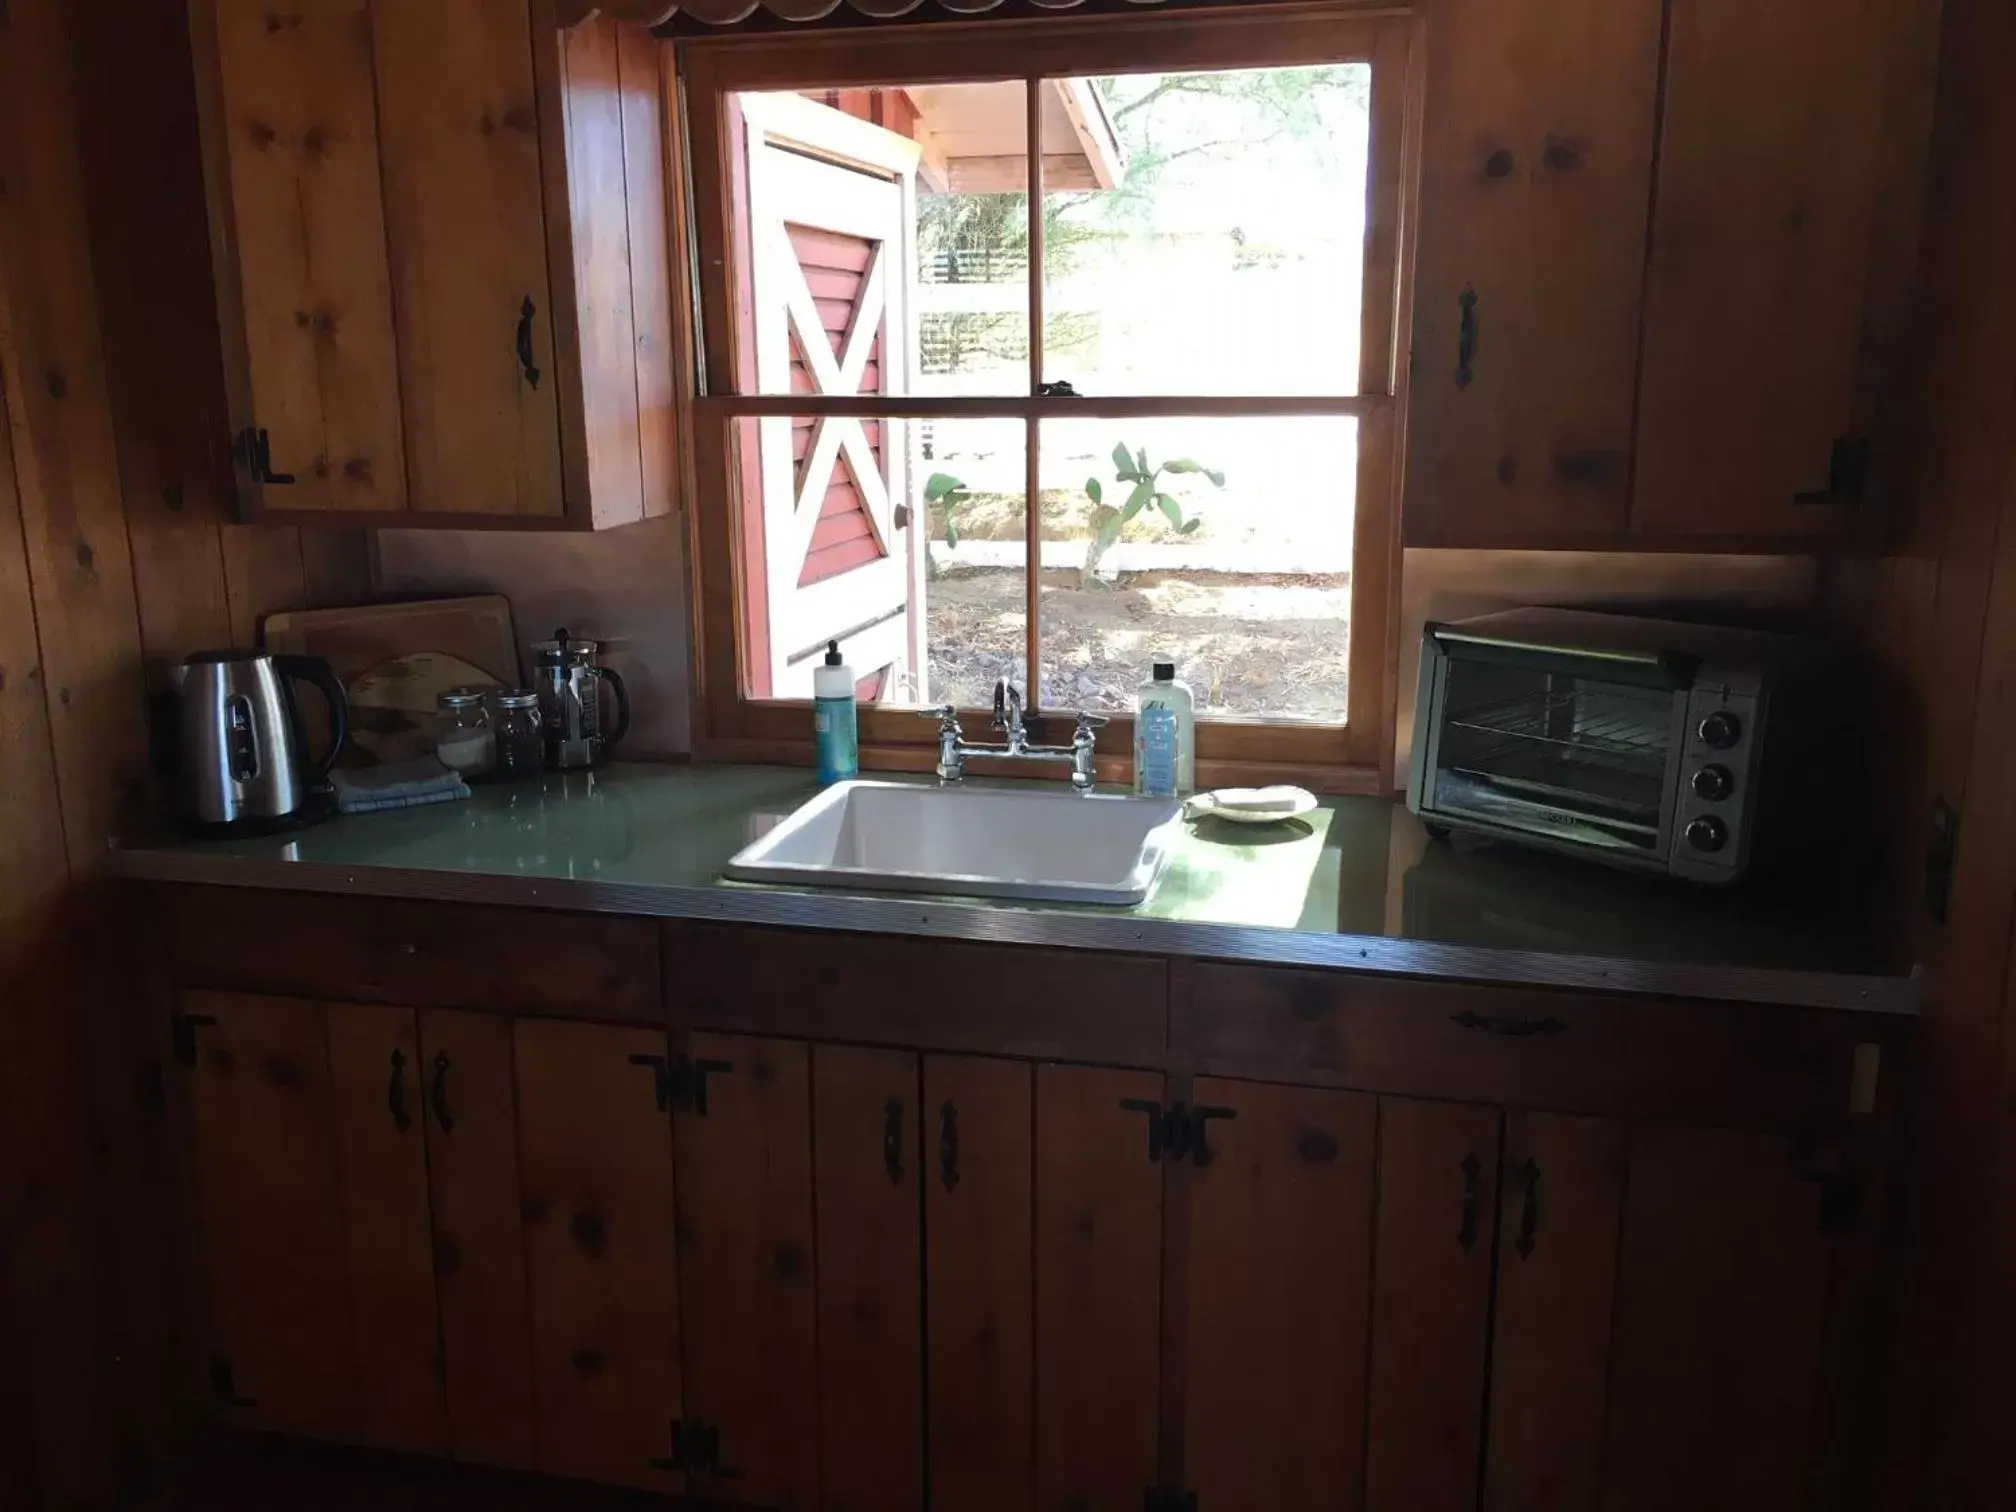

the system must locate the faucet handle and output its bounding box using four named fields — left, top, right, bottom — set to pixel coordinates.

left=1073, top=712, right=1110, bottom=737
left=919, top=704, right=961, bottom=733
